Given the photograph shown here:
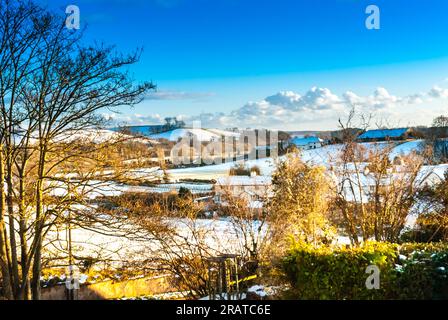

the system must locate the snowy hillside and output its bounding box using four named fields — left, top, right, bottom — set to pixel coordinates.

left=12, top=128, right=158, bottom=145
left=206, top=128, right=240, bottom=138
left=388, top=140, right=425, bottom=159
left=50, top=129, right=159, bottom=145
left=149, top=128, right=239, bottom=142
left=163, top=140, right=432, bottom=180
